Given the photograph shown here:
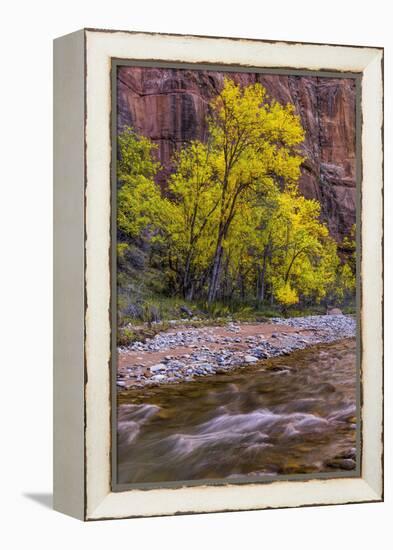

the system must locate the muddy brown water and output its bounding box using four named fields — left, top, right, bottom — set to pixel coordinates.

left=117, top=338, right=357, bottom=484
